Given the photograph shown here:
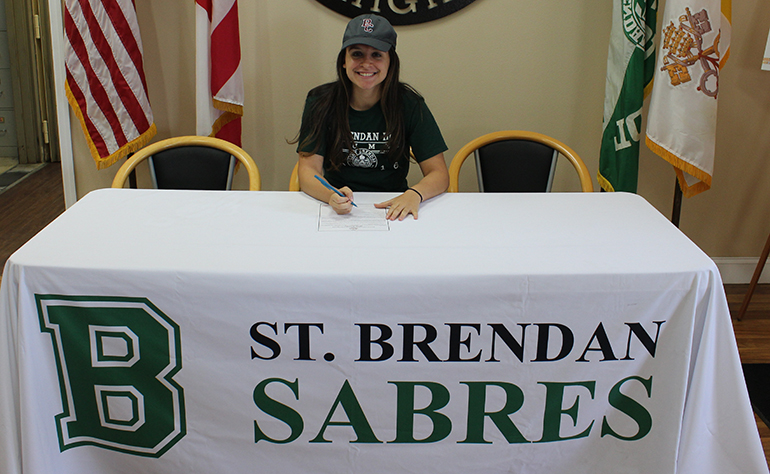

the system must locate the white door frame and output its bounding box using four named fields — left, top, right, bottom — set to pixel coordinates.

left=47, top=0, right=76, bottom=207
